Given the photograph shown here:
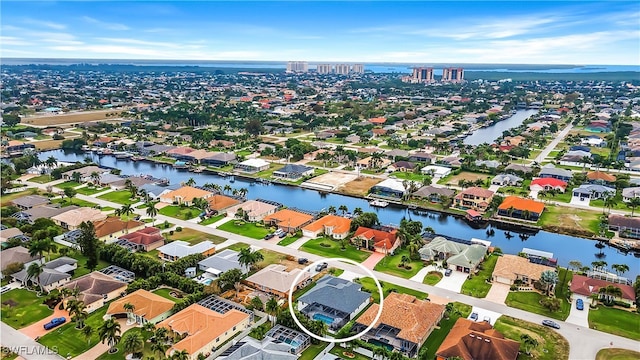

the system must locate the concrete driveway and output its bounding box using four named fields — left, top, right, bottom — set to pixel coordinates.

left=485, top=282, right=511, bottom=304
left=565, top=294, right=590, bottom=327
left=570, top=195, right=590, bottom=206
left=468, top=306, right=502, bottom=326
left=435, top=270, right=467, bottom=293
